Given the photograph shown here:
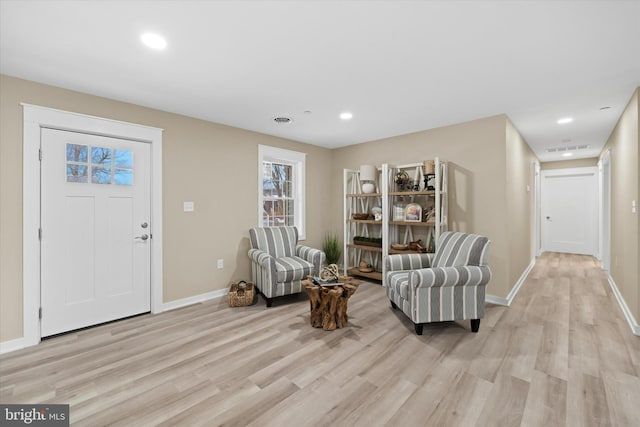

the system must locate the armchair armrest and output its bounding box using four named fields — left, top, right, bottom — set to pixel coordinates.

left=409, top=265, right=491, bottom=289
left=296, top=245, right=325, bottom=274
left=248, top=248, right=275, bottom=268
left=386, top=253, right=433, bottom=272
